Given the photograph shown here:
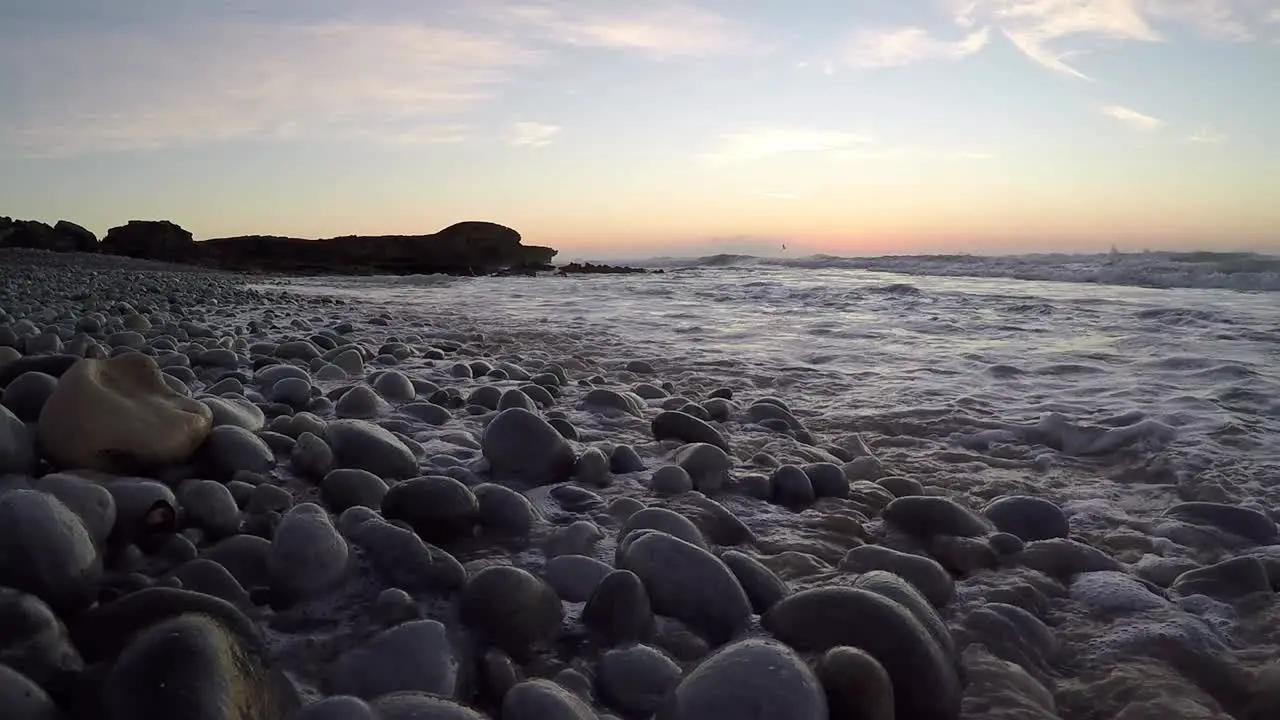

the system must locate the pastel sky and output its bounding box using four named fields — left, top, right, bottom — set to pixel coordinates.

left=2, top=0, right=1277, bottom=258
